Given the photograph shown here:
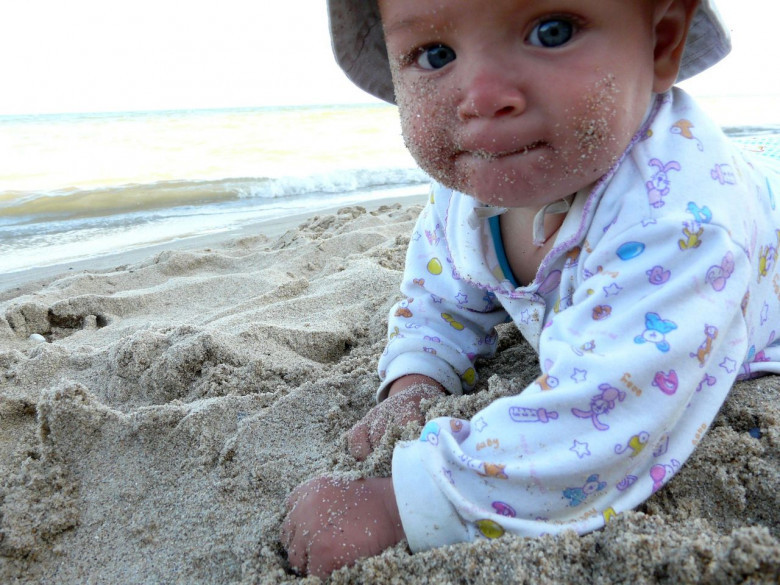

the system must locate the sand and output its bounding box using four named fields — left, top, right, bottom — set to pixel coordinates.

left=1, top=201, right=777, bottom=584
